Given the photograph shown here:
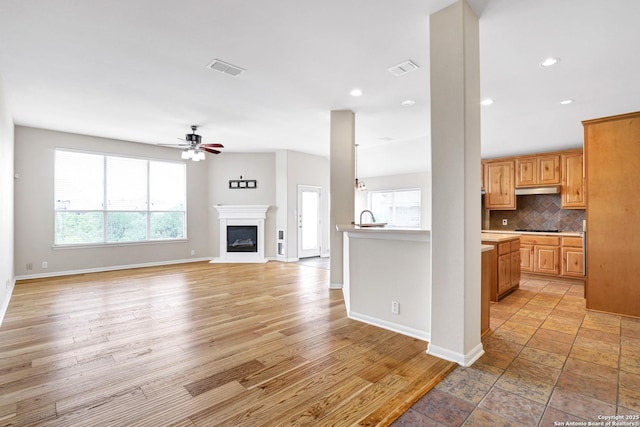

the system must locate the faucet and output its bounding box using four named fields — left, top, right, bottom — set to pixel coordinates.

left=359, top=209, right=376, bottom=226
